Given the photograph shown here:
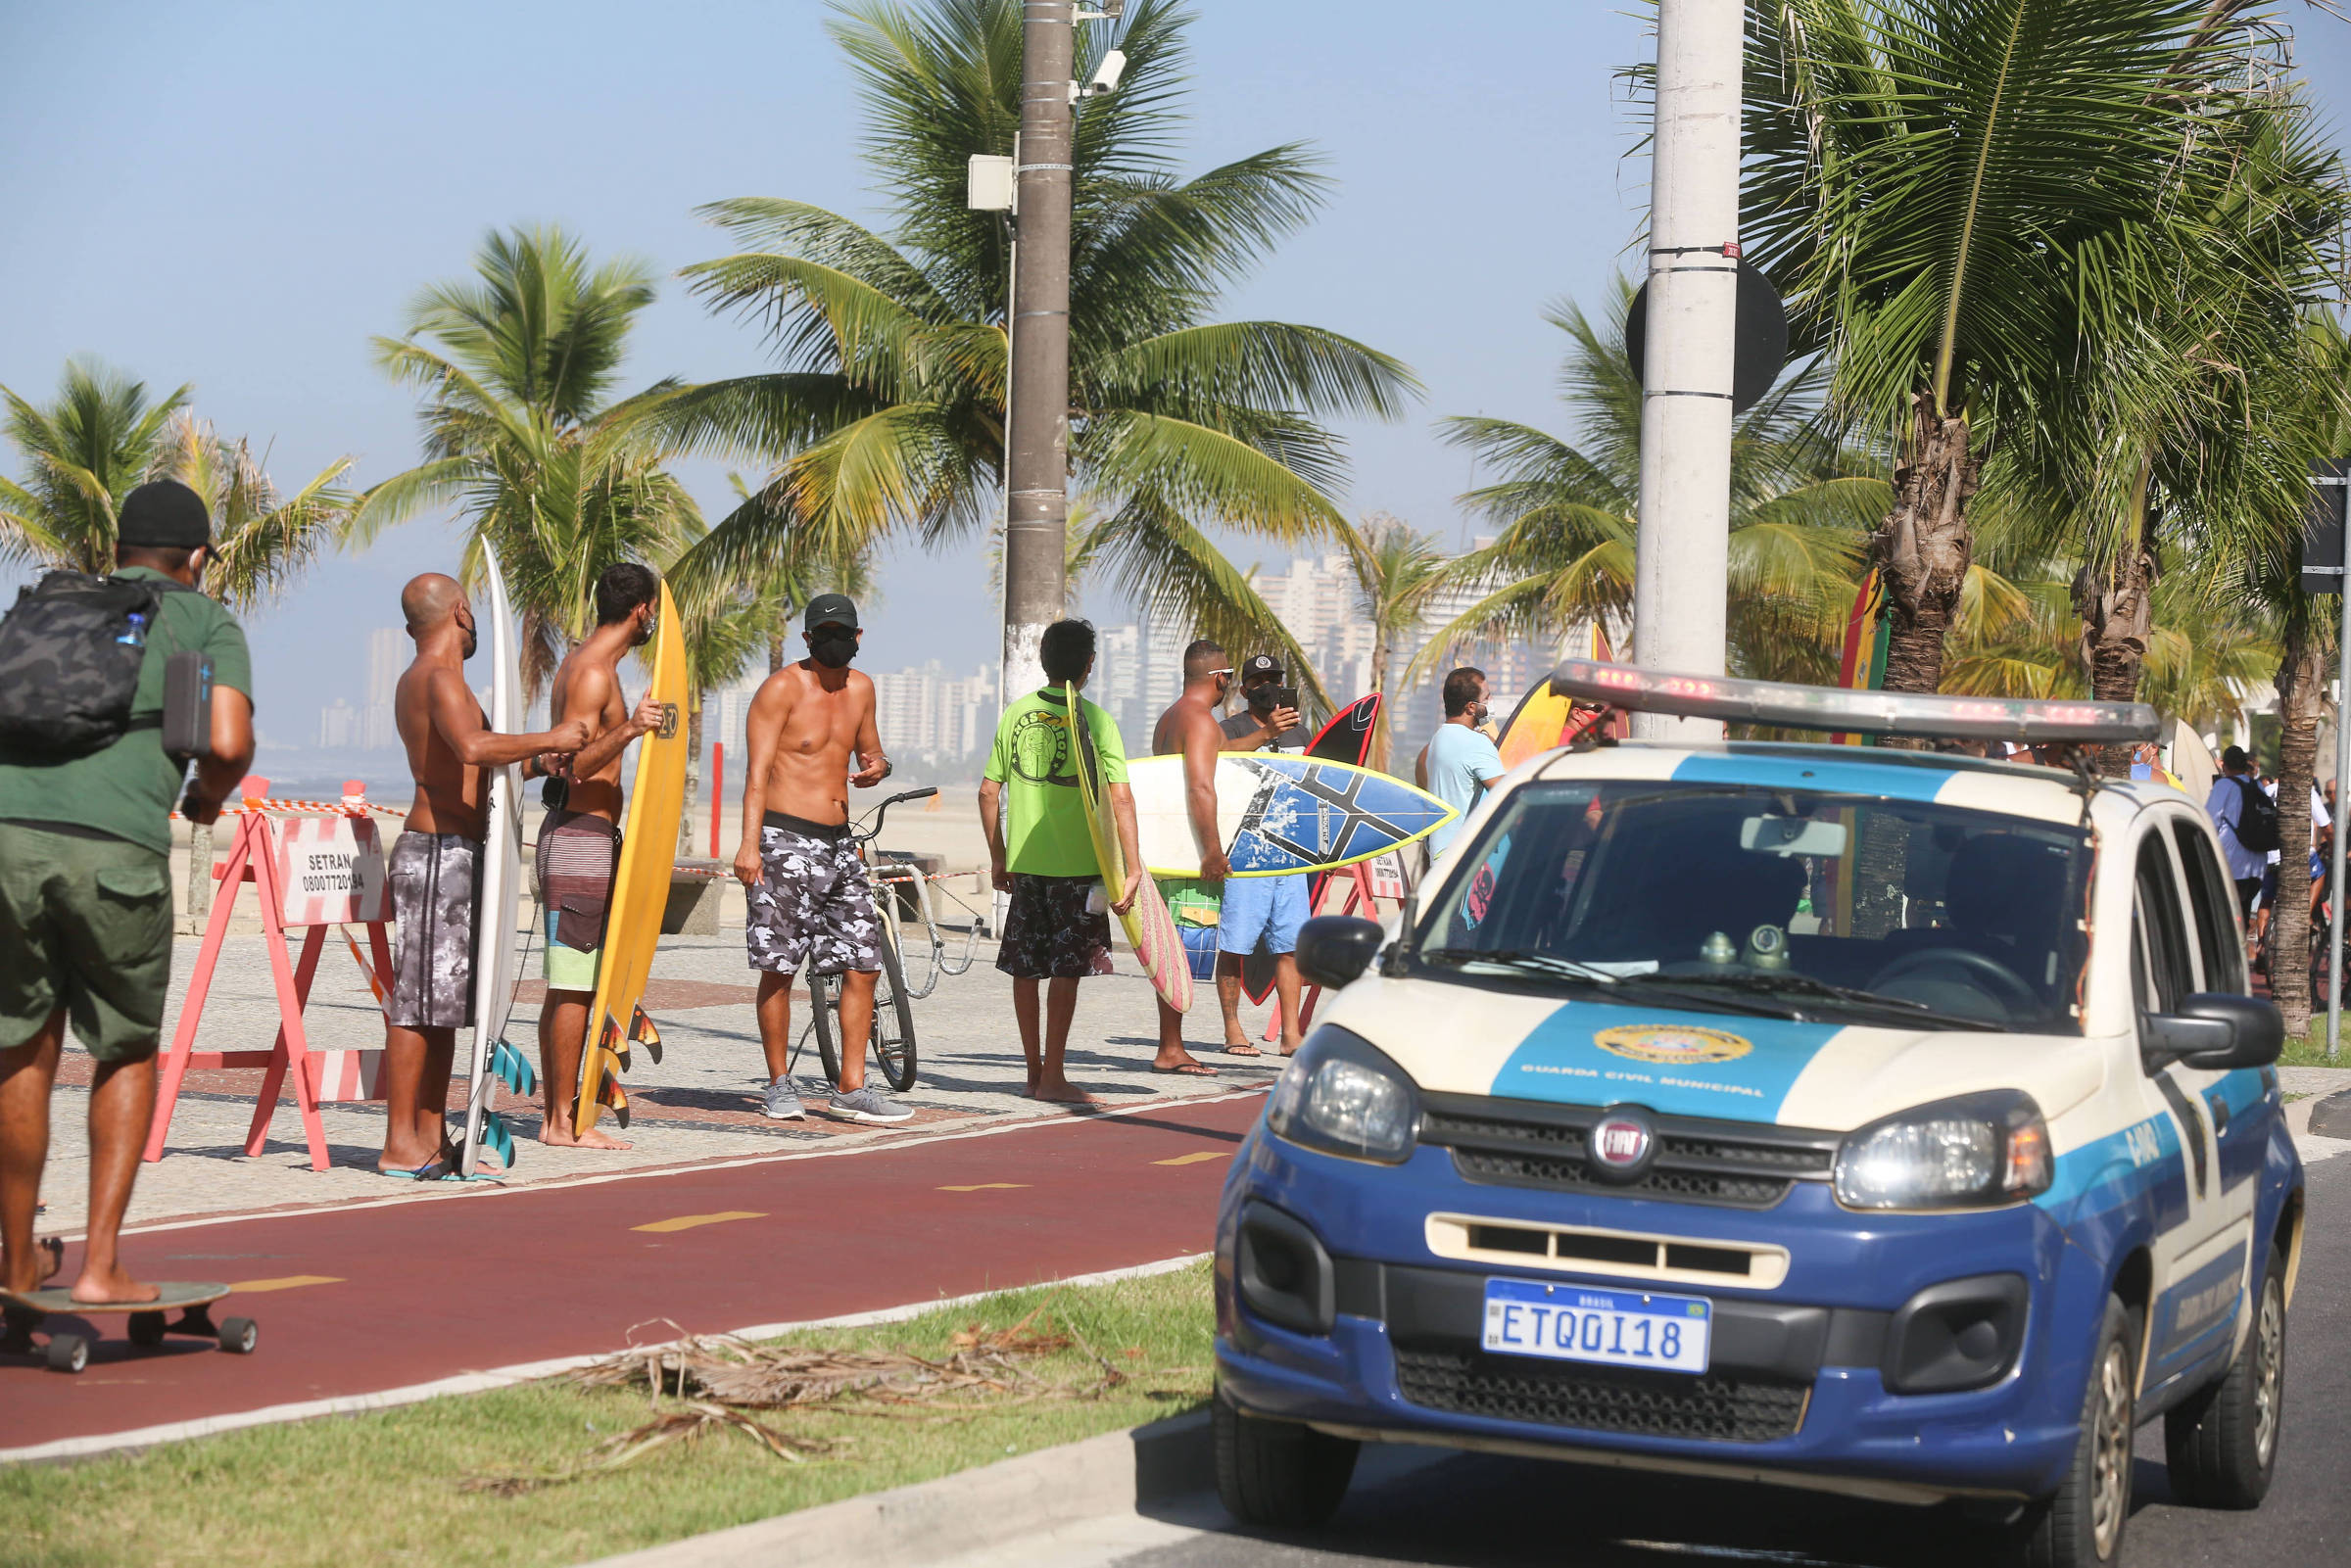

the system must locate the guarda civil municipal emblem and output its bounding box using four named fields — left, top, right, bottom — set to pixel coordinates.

left=1592, top=1023, right=1753, bottom=1067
